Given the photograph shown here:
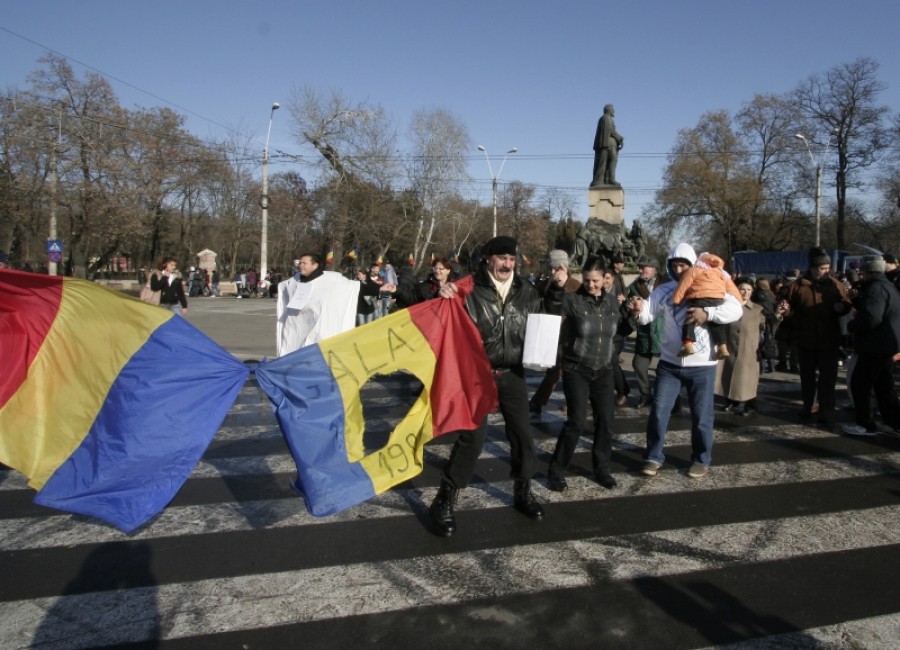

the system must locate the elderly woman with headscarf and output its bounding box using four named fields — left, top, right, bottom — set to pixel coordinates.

left=715, top=276, right=765, bottom=416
